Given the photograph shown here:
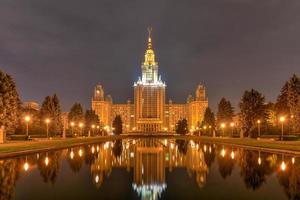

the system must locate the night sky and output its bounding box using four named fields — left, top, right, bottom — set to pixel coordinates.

left=1, top=0, right=300, bottom=112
